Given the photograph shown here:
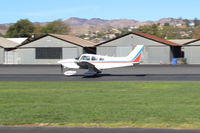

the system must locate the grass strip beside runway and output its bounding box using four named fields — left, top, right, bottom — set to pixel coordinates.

left=0, top=82, right=200, bottom=128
